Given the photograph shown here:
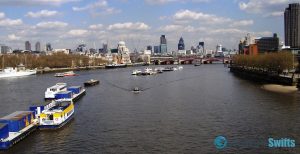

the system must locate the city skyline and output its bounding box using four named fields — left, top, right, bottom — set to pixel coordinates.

left=0, top=0, right=299, bottom=51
